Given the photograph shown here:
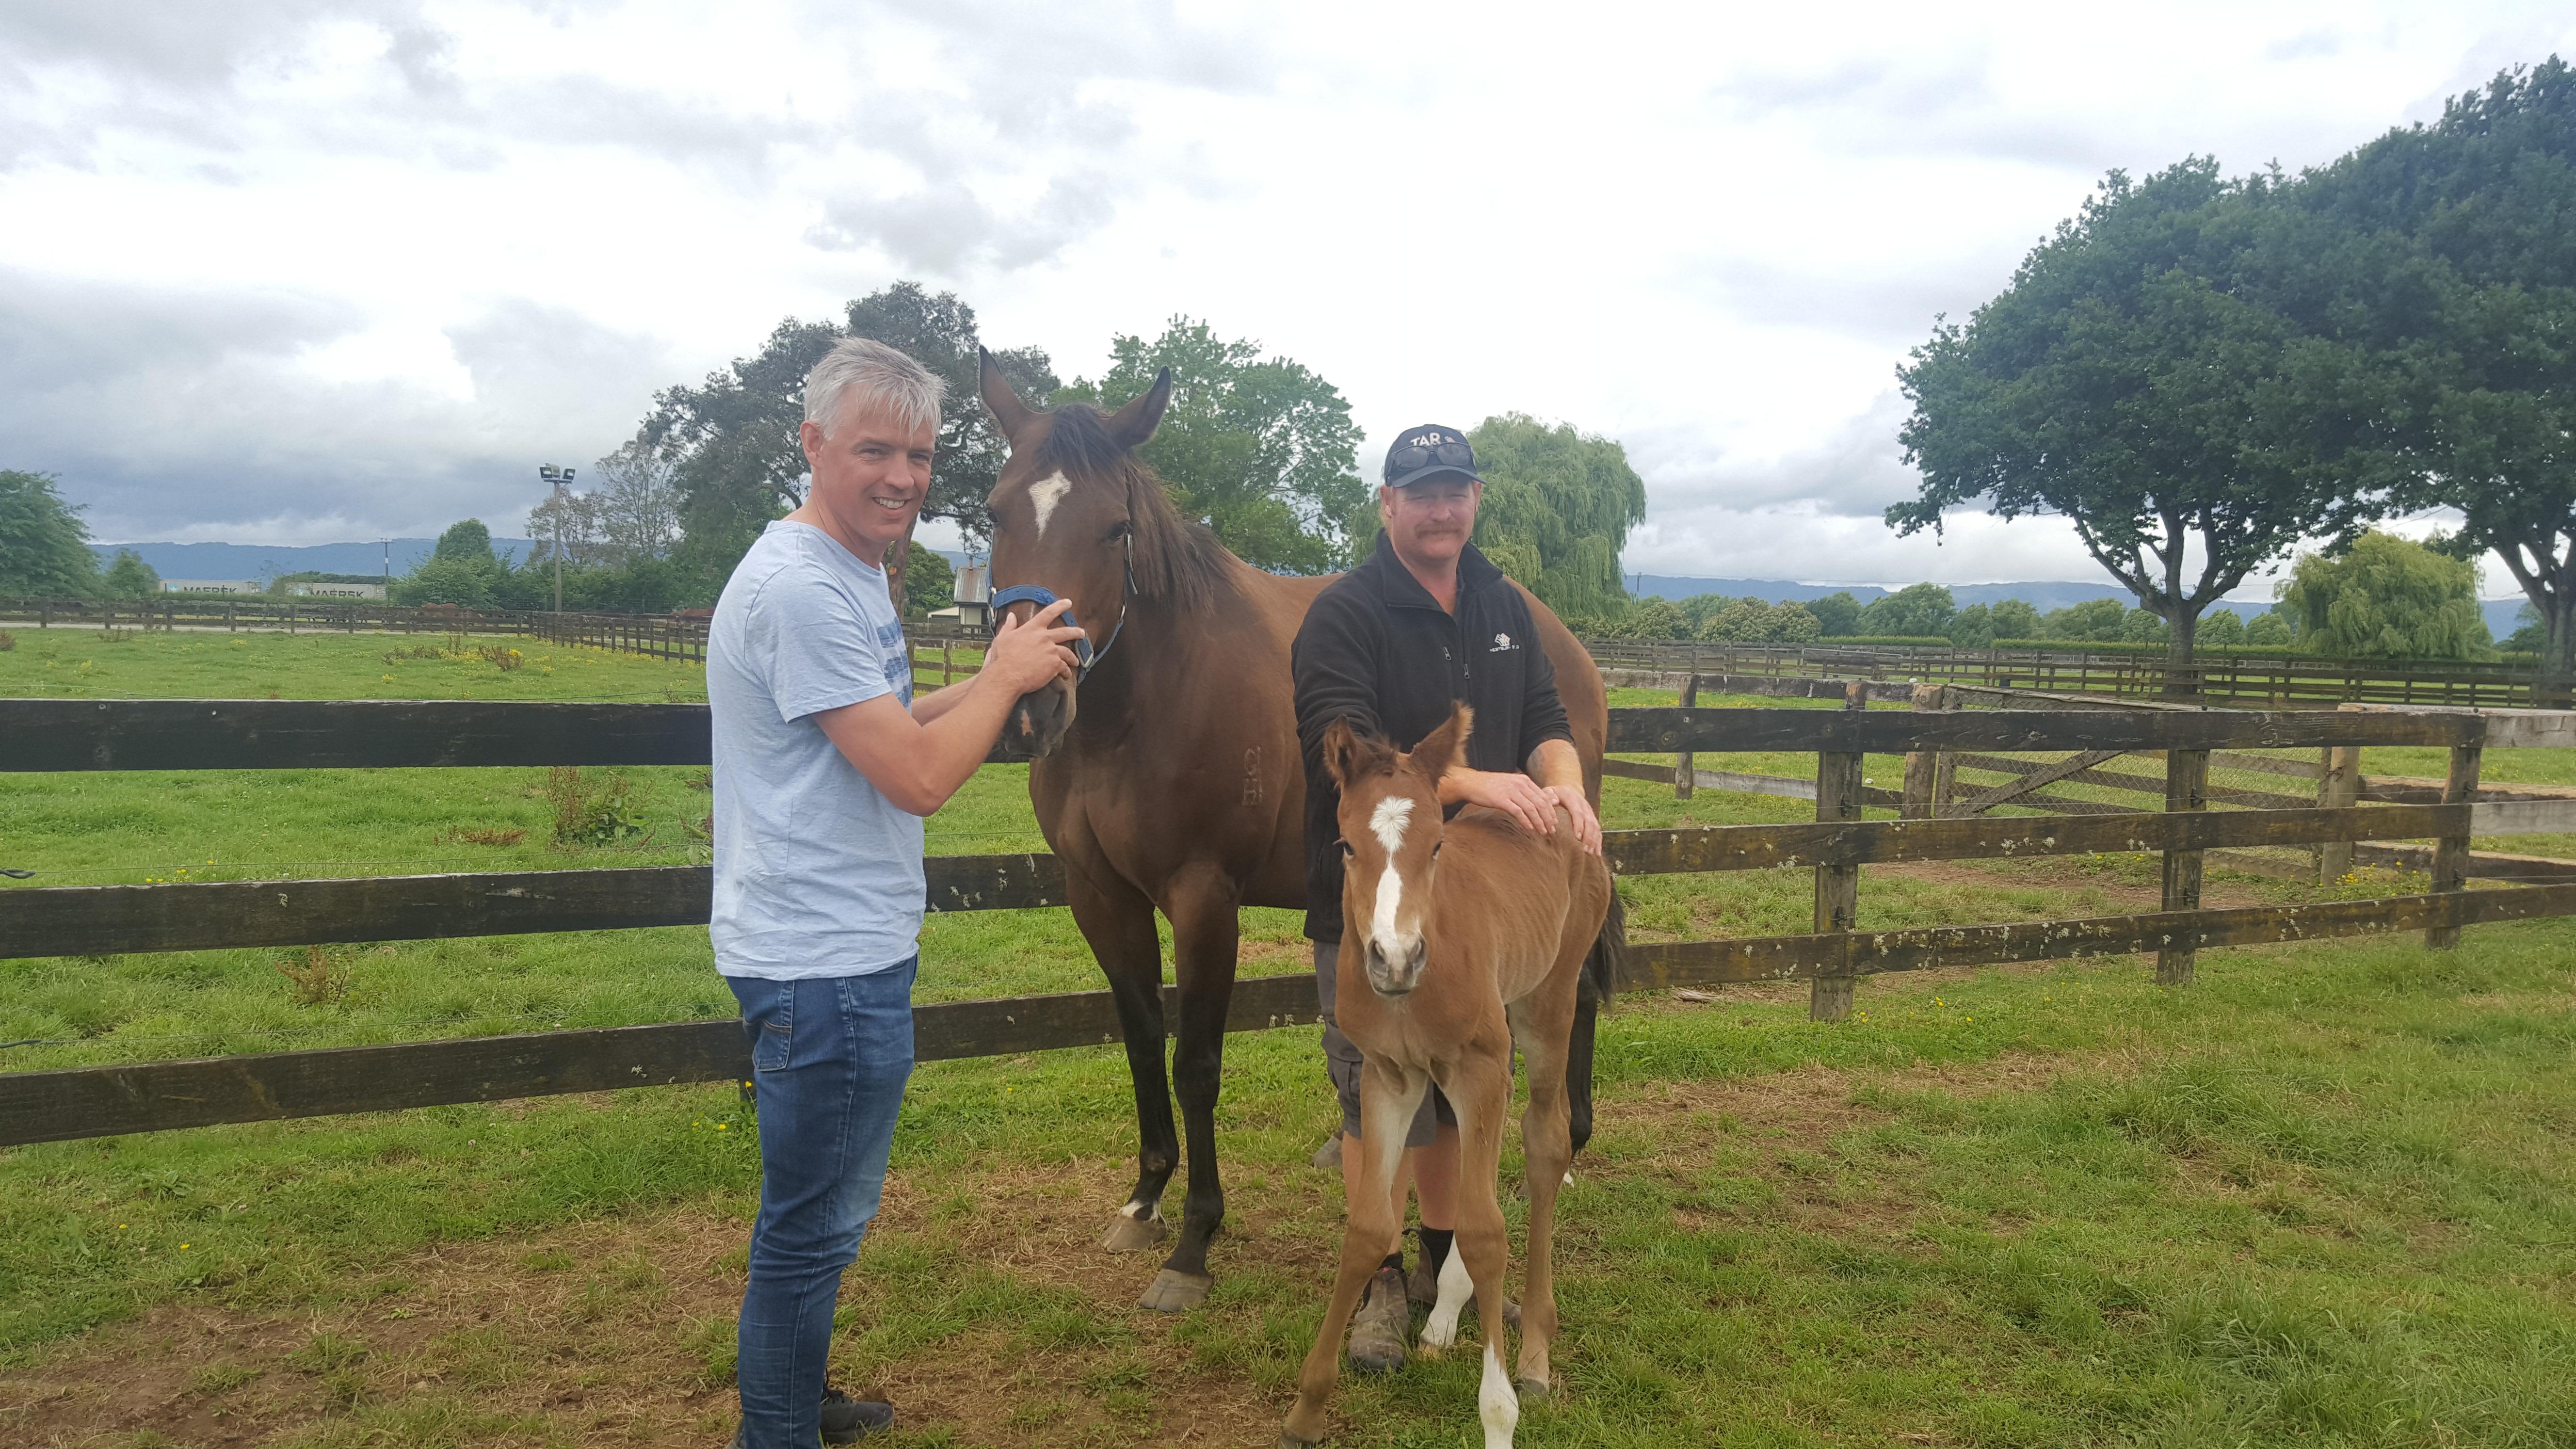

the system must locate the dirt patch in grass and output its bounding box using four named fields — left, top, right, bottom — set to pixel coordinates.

left=0, top=1050, right=2102, bottom=1449
left=0, top=1166, right=1304, bottom=1448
